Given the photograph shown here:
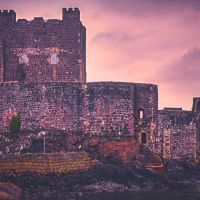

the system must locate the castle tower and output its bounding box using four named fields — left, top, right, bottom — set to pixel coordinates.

left=62, top=8, right=86, bottom=82
left=62, top=8, right=80, bottom=22
left=1, top=8, right=86, bottom=83
left=0, top=10, right=16, bottom=28
left=0, top=10, right=16, bottom=82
